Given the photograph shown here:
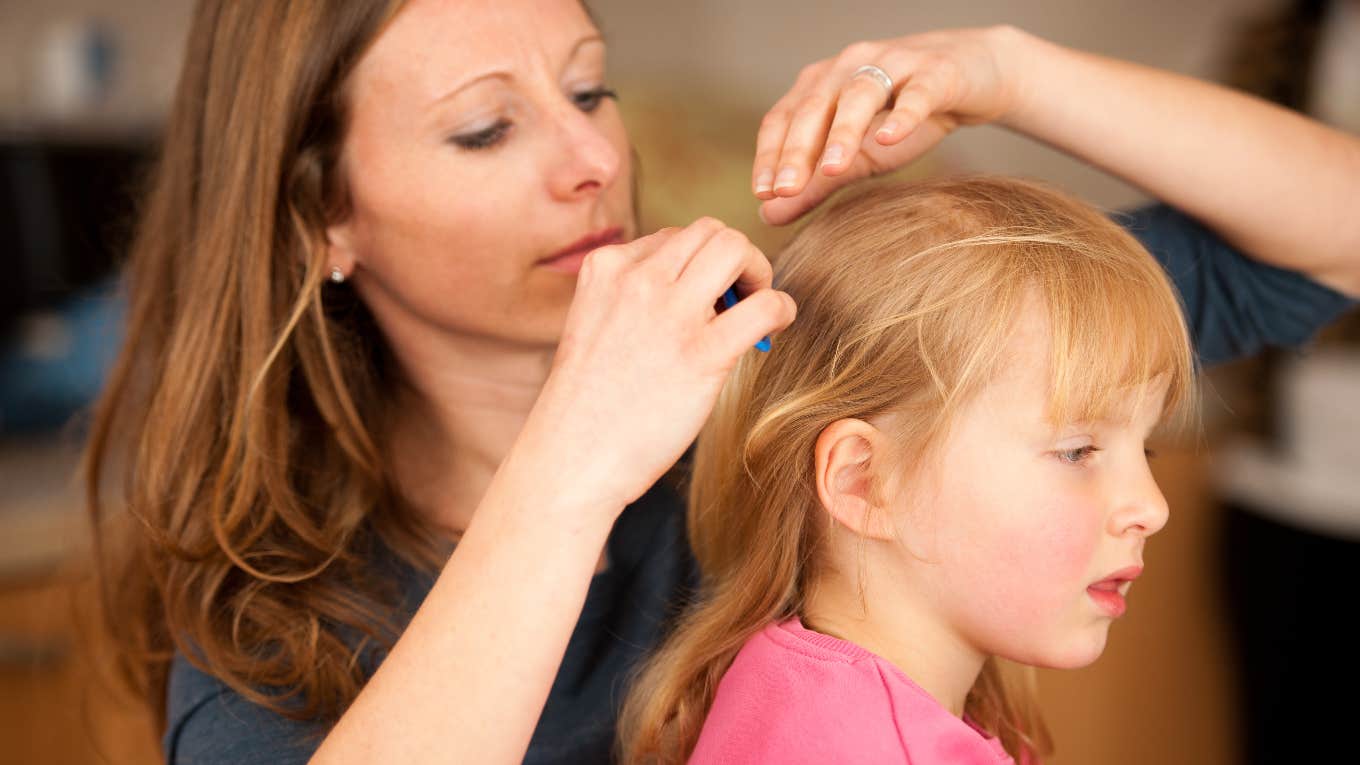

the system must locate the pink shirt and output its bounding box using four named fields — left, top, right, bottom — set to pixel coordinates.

left=689, top=618, right=1014, bottom=764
